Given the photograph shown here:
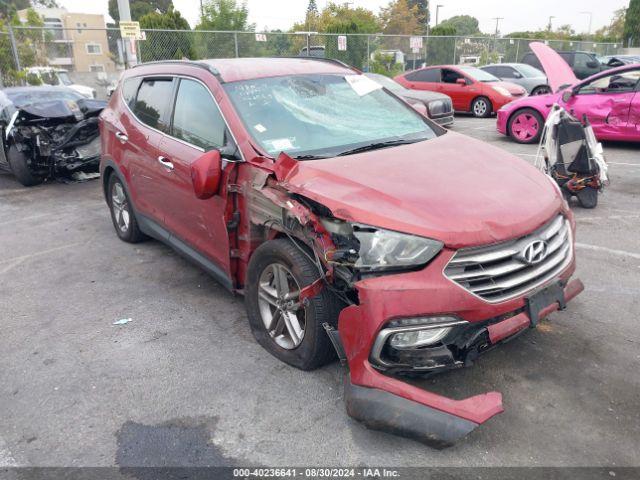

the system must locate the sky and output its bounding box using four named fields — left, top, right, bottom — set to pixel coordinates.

left=55, top=0, right=629, bottom=35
